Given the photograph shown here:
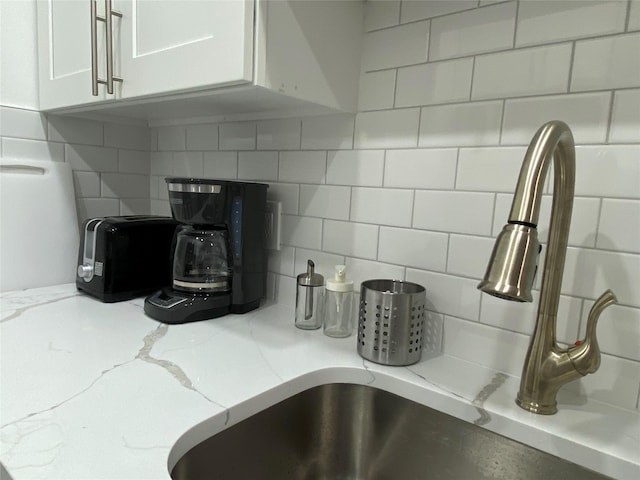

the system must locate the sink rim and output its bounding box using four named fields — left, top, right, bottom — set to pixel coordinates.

left=166, top=366, right=638, bottom=479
